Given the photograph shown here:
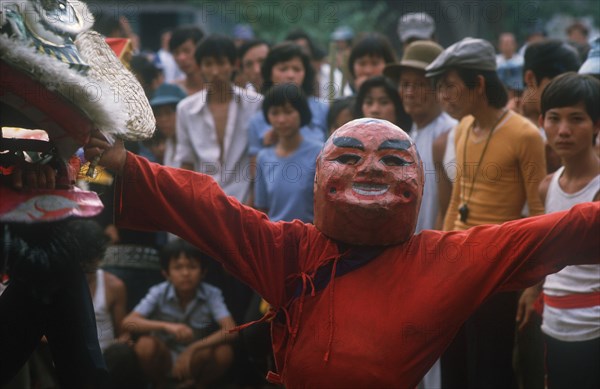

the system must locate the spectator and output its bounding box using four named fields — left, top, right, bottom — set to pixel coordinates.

left=579, top=37, right=600, bottom=157
left=330, top=25, right=354, bottom=69
left=146, top=83, right=187, bottom=167
left=286, top=29, right=348, bottom=99
left=129, top=54, right=163, bottom=99
left=579, top=37, right=600, bottom=80
left=254, top=83, right=321, bottom=223
left=169, top=26, right=205, bottom=95
left=238, top=39, right=270, bottom=92
left=426, top=37, right=547, bottom=389
left=232, top=24, right=255, bottom=48
left=123, top=239, right=237, bottom=388
left=397, top=12, right=436, bottom=49
left=523, top=39, right=581, bottom=173
left=175, top=34, right=261, bottom=204
left=327, top=96, right=356, bottom=134
left=248, top=41, right=328, bottom=161
left=348, top=32, right=396, bottom=91
left=496, top=32, right=524, bottom=107
left=174, top=34, right=258, bottom=322
left=384, top=40, right=456, bottom=233
left=155, top=29, right=184, bottom=84
left=525, top=72, right=600, bottom=389
left=566, top=20, right=591, bottom=60
left=354, top=76, right=410, bottom=130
